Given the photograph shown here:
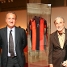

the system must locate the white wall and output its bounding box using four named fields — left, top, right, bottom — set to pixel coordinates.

left=51, top=7, right=67, bottom=33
